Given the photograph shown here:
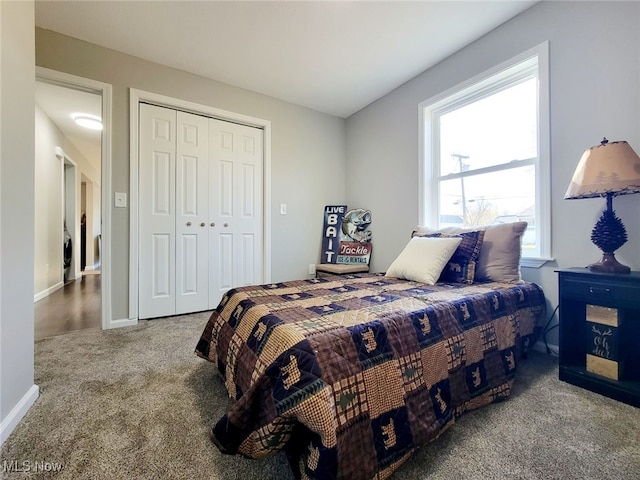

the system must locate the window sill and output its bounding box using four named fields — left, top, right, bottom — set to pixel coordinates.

left=521, top=257, right=554, bottom=269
